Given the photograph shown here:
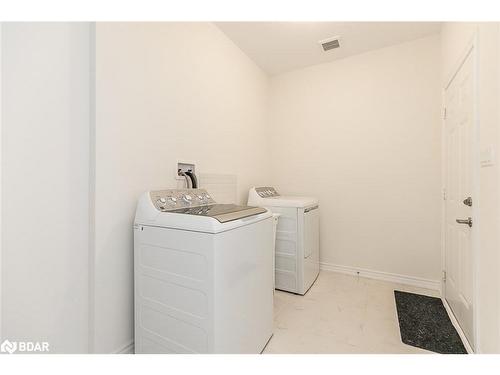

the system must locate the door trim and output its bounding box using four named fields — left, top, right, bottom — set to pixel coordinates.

left=442, top=297, right=474, bottom=353
left=441, top=30, right=480, bottom=352
left=0, top=22, right=3, bottom=342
